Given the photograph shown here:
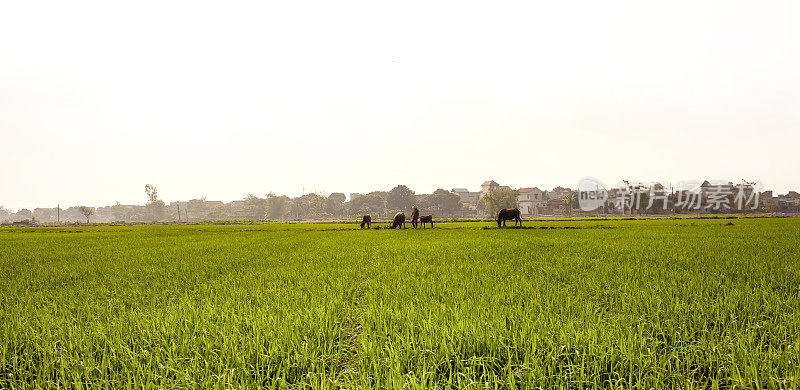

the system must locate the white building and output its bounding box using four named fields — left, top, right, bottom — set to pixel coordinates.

left=518, top=187, right=546, bottom=216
